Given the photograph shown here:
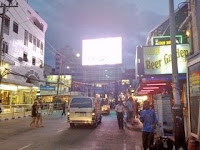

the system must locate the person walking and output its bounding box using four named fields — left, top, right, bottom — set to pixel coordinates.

left=115, top=100, right=125, bottom=129
left=126, top=97, right=134, bottom=123
left=48, top=102, right=54, bottom=115
left=140, top=100, right=158, bottom=150
left=30, top=101, right=37, bottom=128
left=36, top=99, right=44, bottom=127
left=61, top=101, right=66, bottom=116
